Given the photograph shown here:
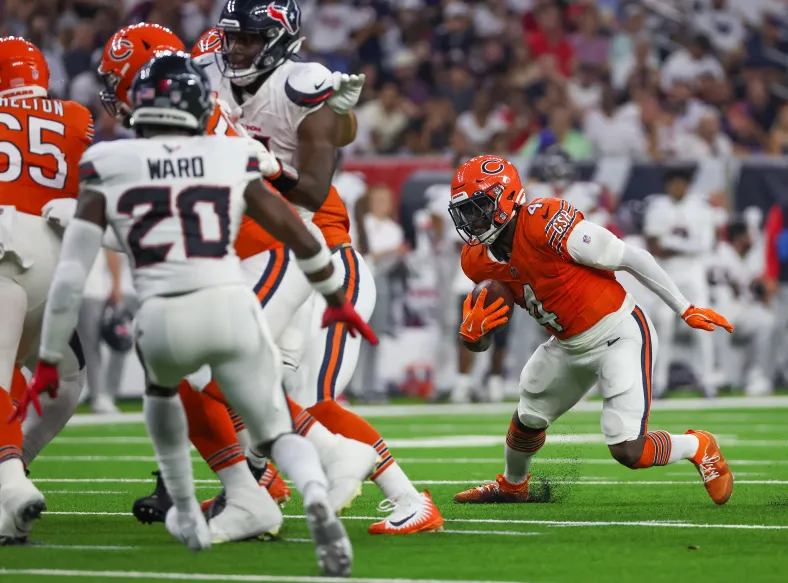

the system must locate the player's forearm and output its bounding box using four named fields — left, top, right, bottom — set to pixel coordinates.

left=246, top=185, right=322, bottom=259
left=619, top=245, right=691, bottom=315
left=39, top=219, right=103, bottom=363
